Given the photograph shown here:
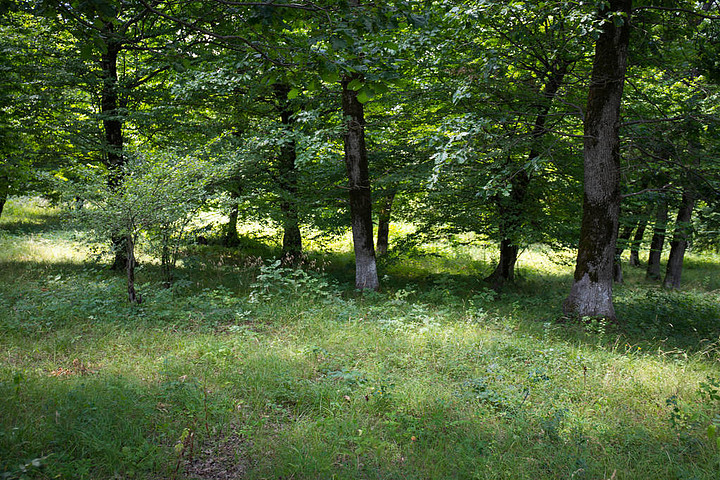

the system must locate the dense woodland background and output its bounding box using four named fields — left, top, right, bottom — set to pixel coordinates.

left=2, top=0, right=720, bottom=479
